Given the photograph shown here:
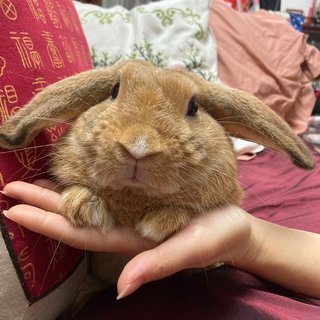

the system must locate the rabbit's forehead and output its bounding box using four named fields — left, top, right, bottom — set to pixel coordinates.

left=120, top=65, right=198, bottom=97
